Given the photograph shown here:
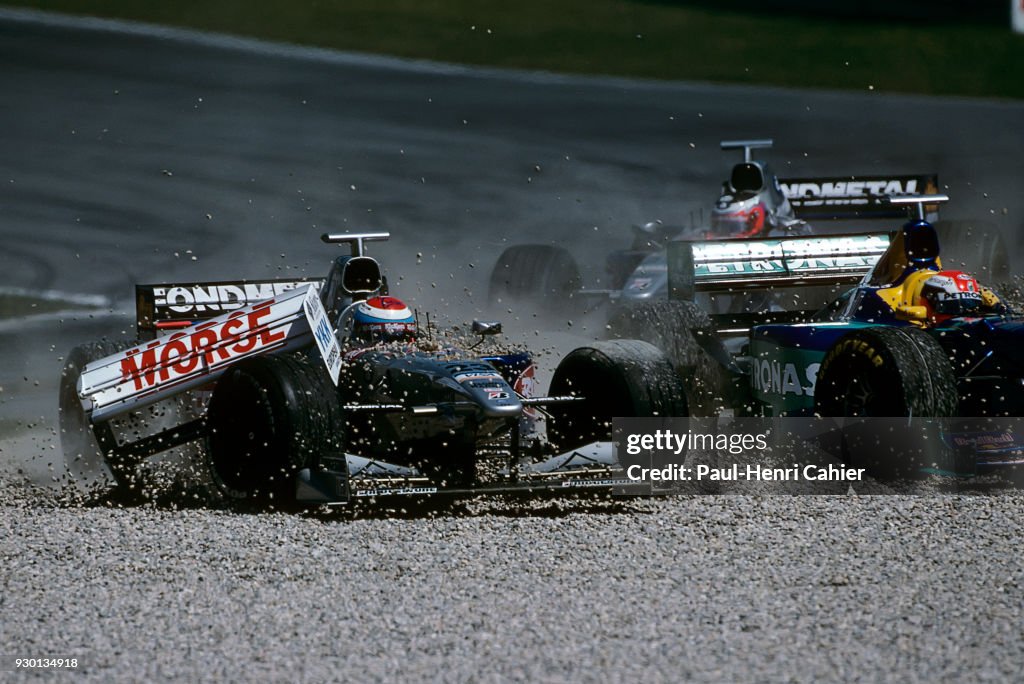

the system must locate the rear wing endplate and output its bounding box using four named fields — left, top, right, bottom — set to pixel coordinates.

left=667, top=233, right=891, bottom=300
left=780, top=174, right=940, bottom=220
